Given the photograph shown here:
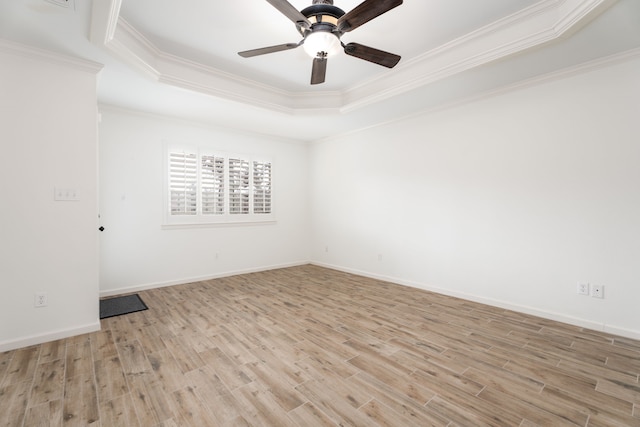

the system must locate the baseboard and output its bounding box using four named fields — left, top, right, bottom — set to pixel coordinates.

left=602, top=324, right=640, bottom=341
left=311, top=261, right=640, bottom=341
left=0, top=321, right=101, bottom=353
left=99, top=261, right=310, bottom=297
